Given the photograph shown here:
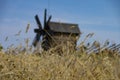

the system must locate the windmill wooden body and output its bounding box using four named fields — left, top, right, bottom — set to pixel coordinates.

left=33, top=9, right=81, bottom=51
